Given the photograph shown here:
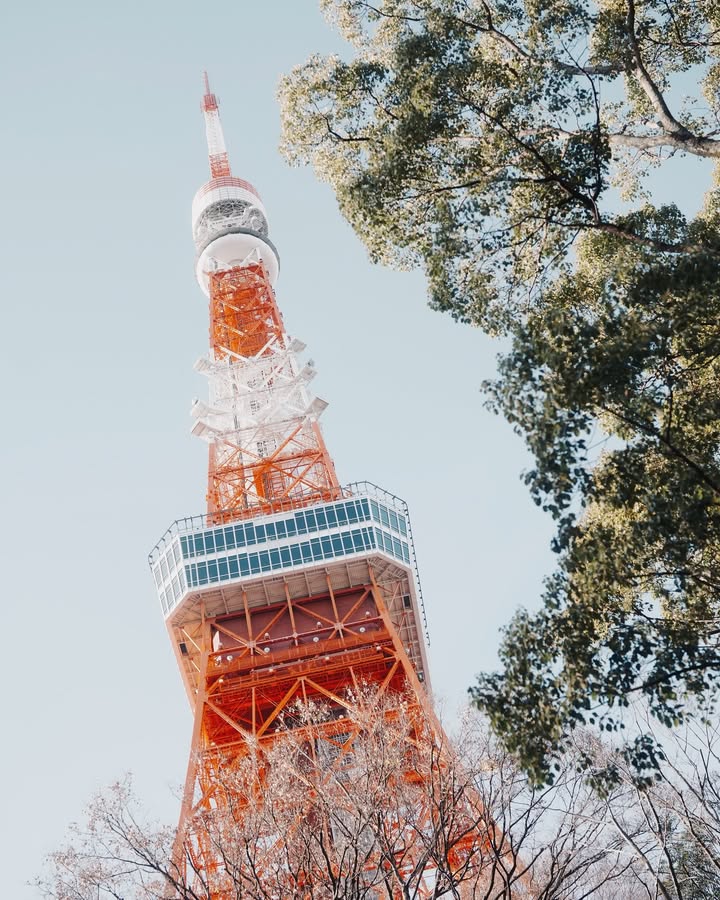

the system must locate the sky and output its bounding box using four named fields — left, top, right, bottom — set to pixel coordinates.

left=0, top=2, right=714, bottom=897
